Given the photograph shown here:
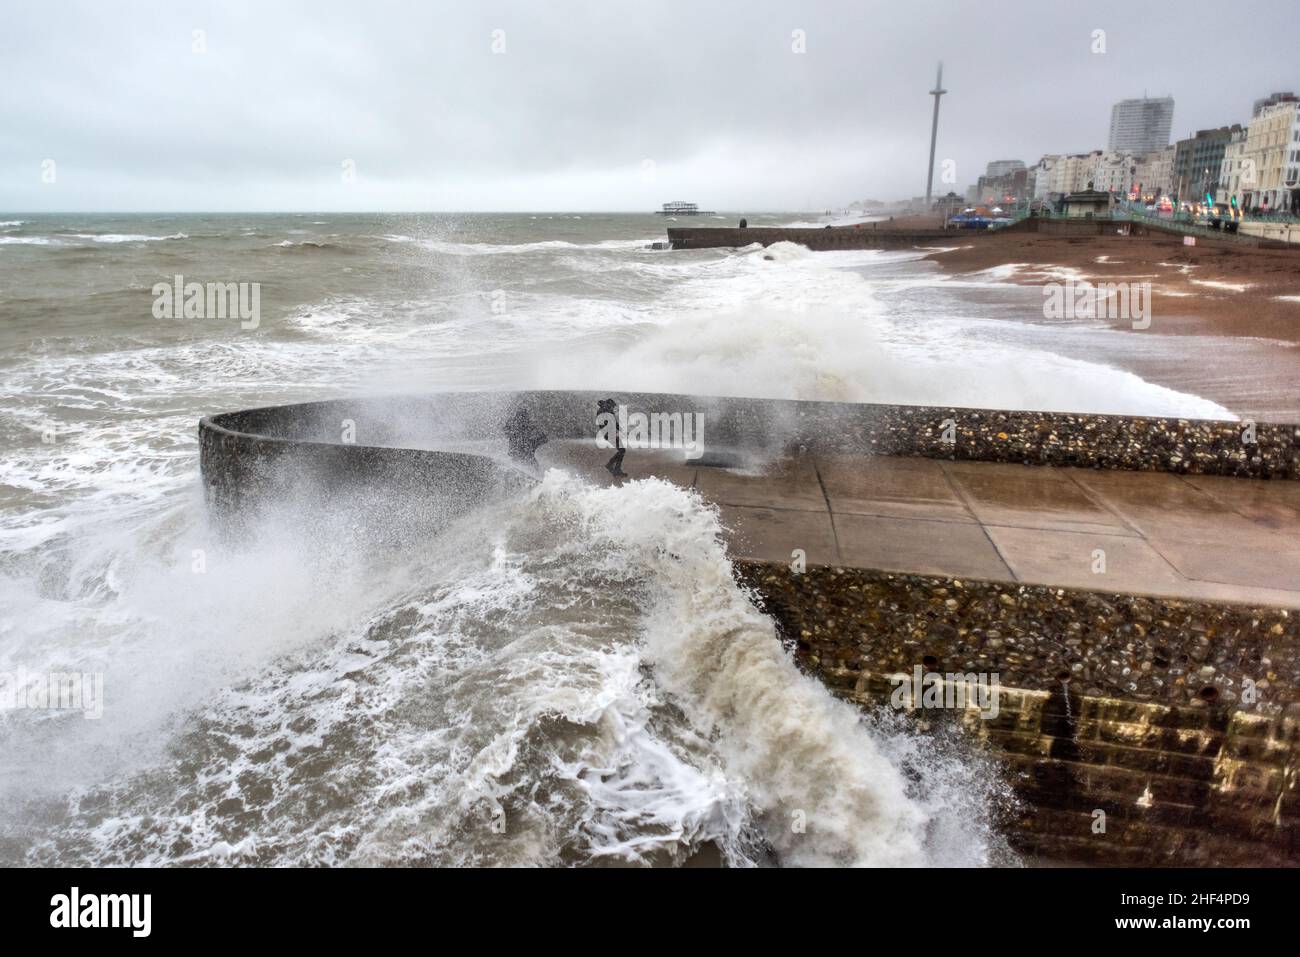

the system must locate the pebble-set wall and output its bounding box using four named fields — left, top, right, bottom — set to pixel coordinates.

left=822, top=406, right=1297, bottom=479
left=735, top=561, right=1299, bottom=864
left=734, top=563, right=1298, bottom=714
